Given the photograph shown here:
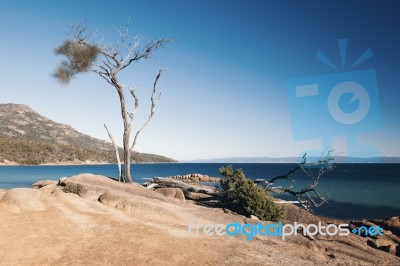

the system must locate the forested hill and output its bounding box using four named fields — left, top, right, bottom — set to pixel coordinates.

left=0, top=103, right=175, bottom=165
